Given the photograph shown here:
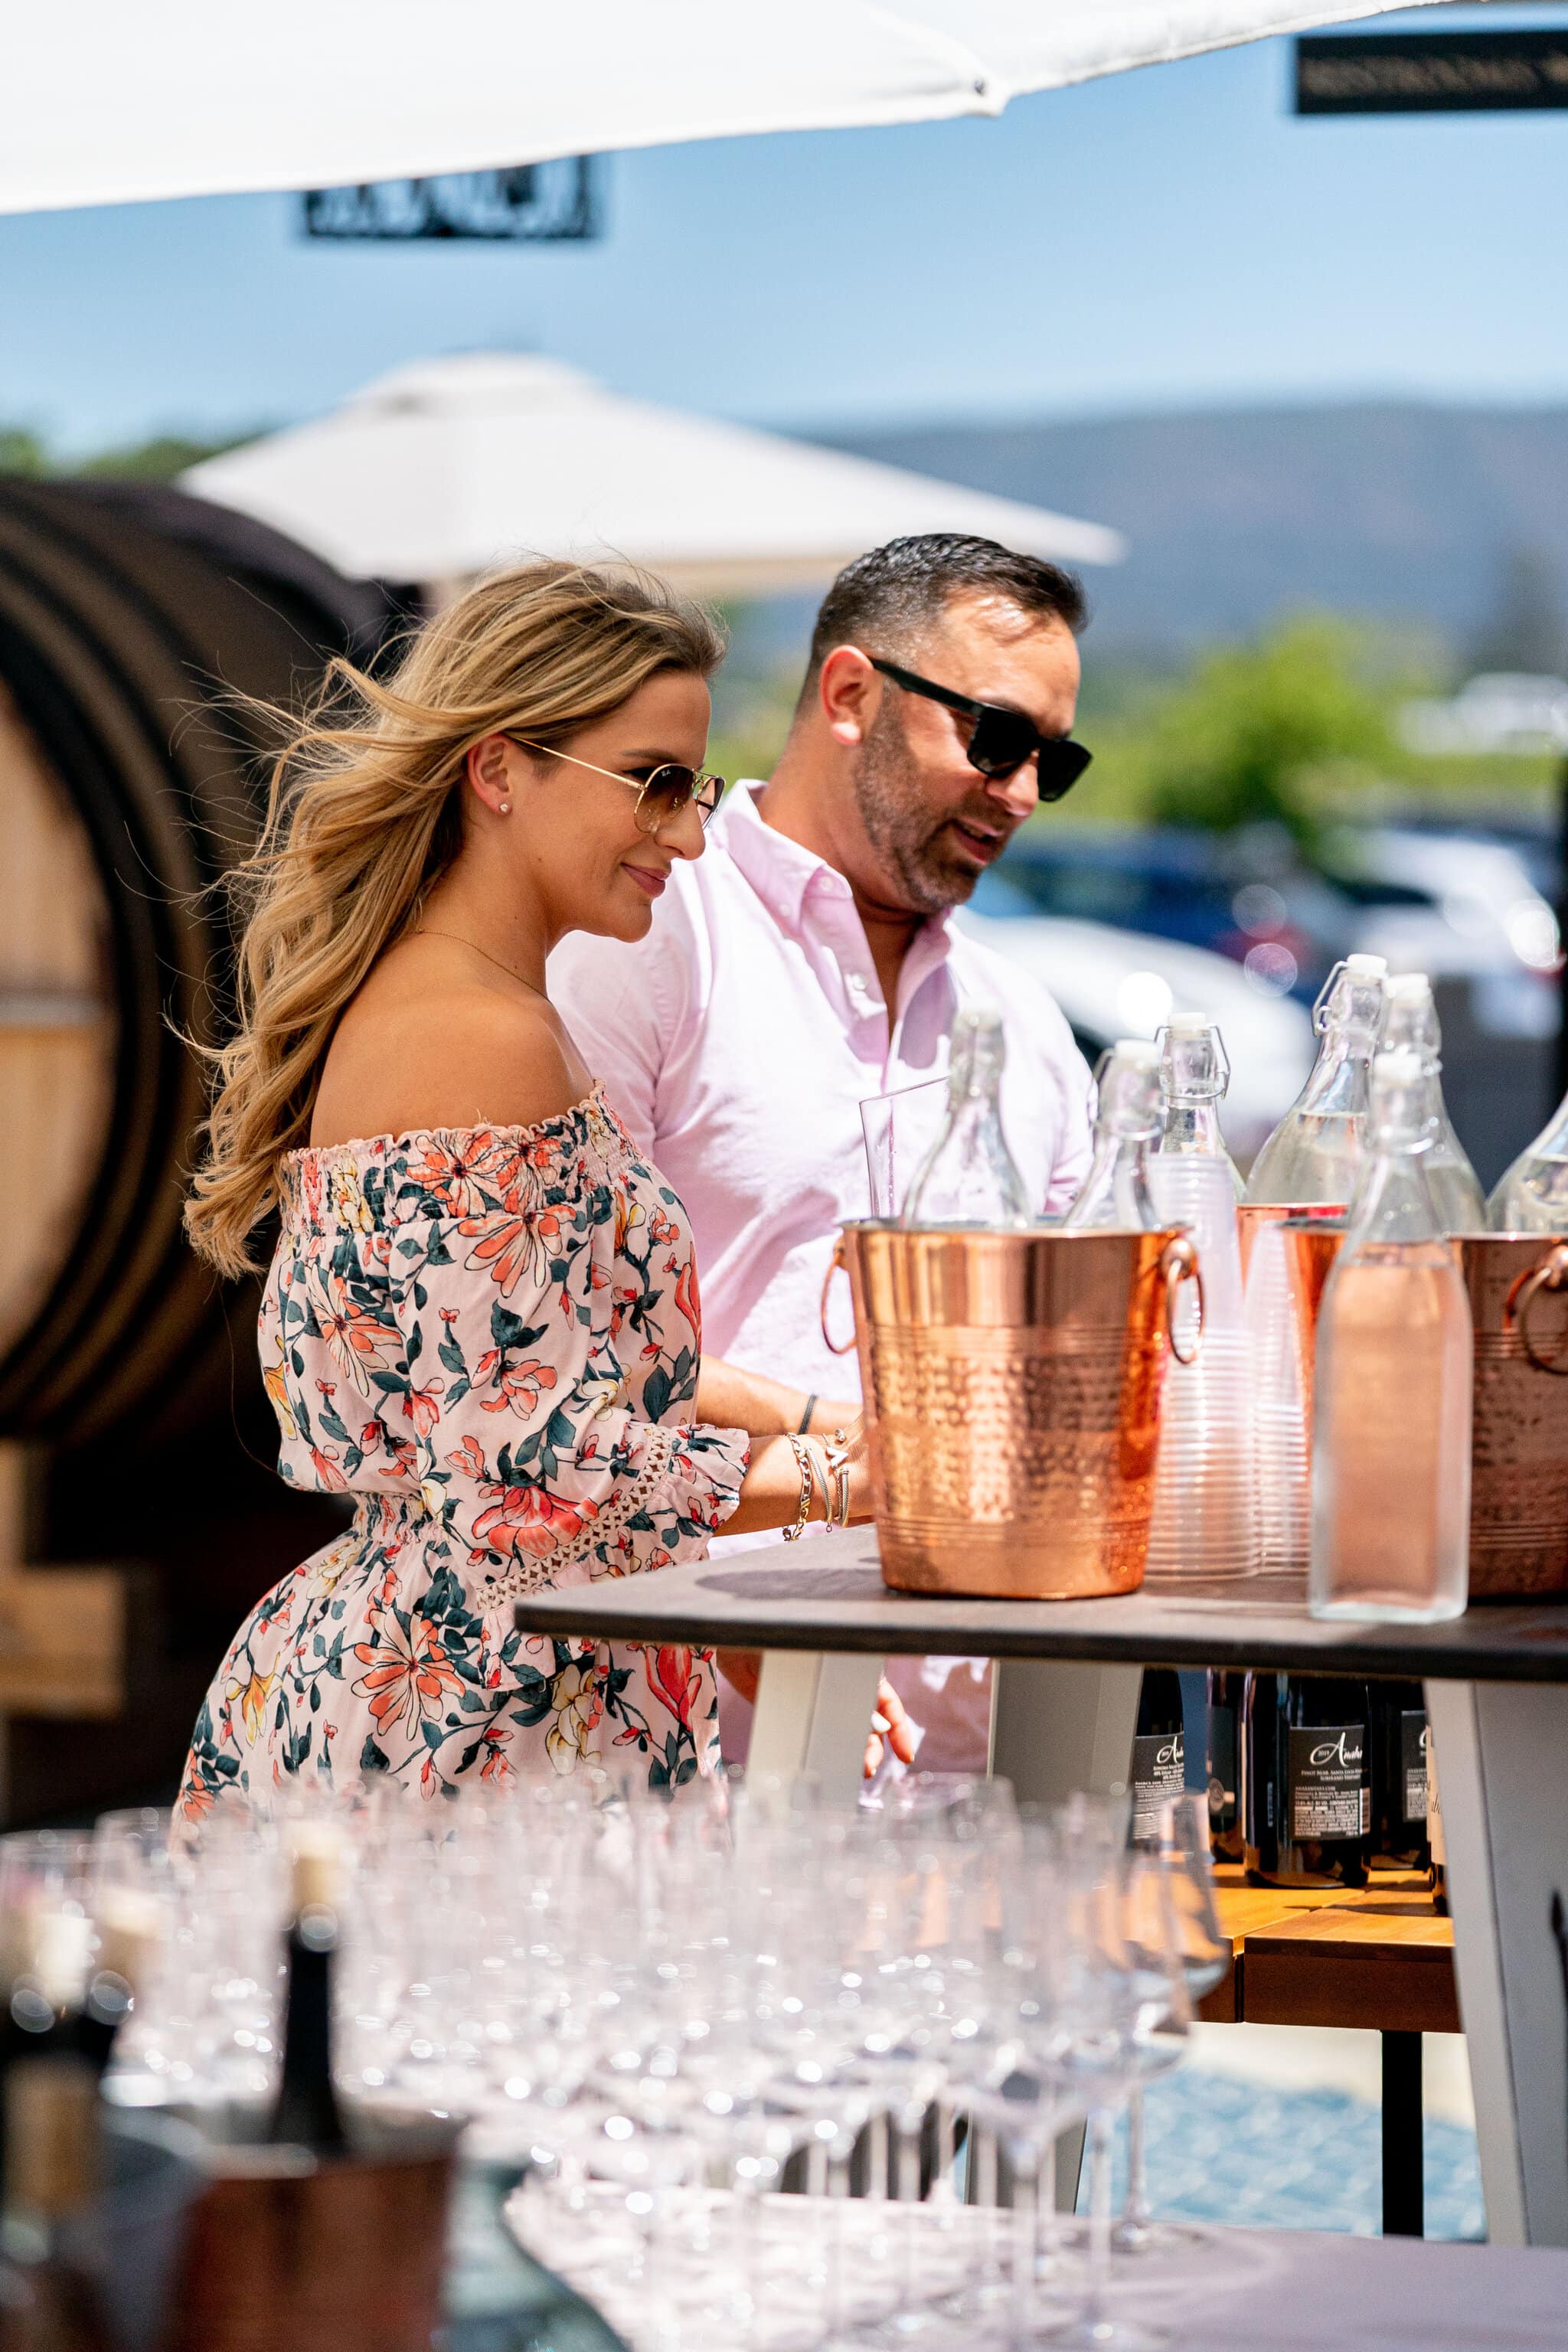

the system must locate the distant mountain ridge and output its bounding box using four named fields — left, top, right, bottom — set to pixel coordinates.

left=819, top=401, right=1568, bottom=660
